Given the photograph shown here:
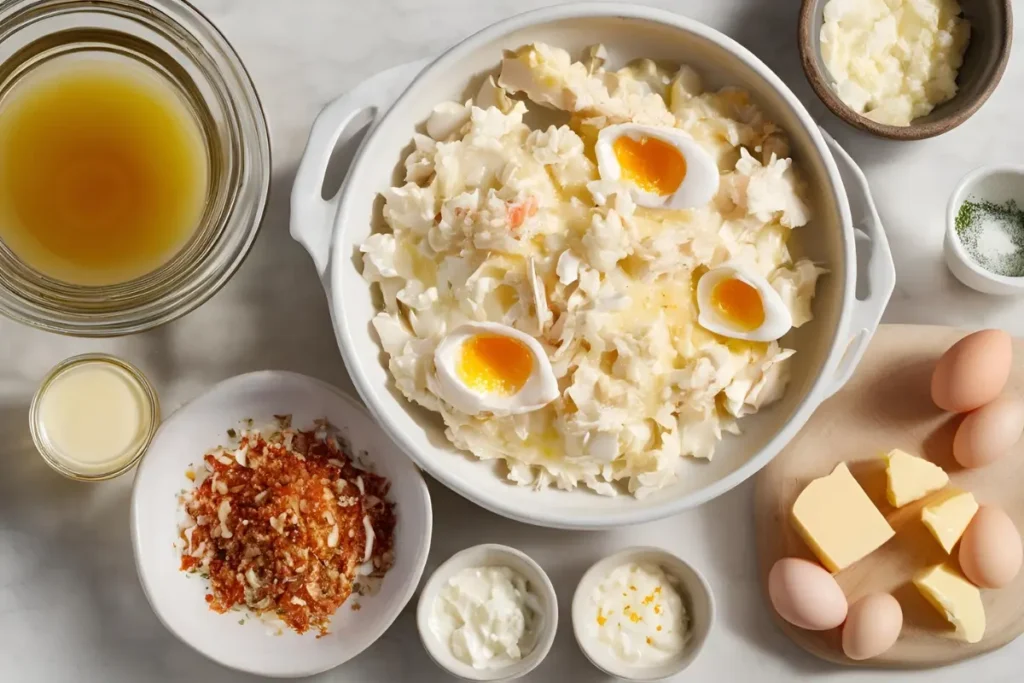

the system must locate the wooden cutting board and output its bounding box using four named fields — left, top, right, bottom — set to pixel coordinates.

left=754, top=324, right=1024, bottom=668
